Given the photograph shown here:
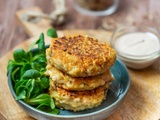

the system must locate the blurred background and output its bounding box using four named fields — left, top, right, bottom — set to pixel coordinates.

left=0, top=0, right=160, bottom=58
